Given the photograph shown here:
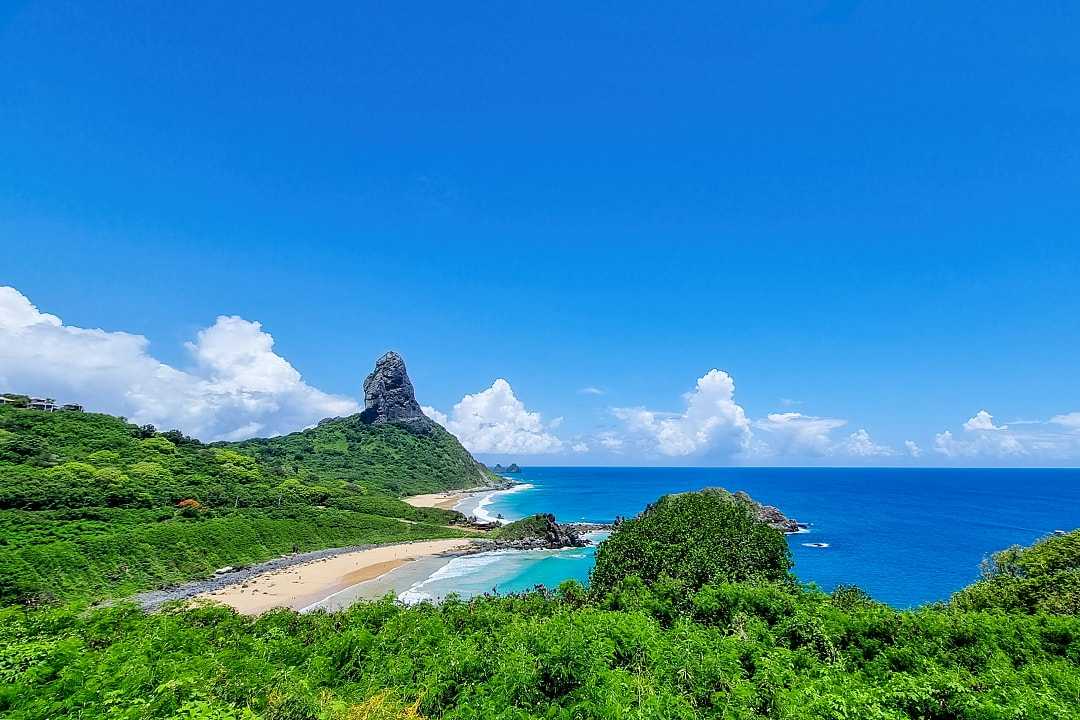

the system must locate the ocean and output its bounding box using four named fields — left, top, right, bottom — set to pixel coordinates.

left=401, top=467, right=1080, bottom=607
